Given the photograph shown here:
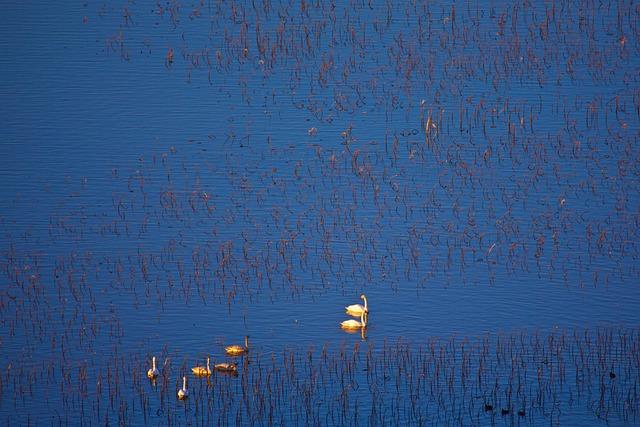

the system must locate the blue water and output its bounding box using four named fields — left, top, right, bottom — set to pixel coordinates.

left=1, top=0, right=639, bottom=425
